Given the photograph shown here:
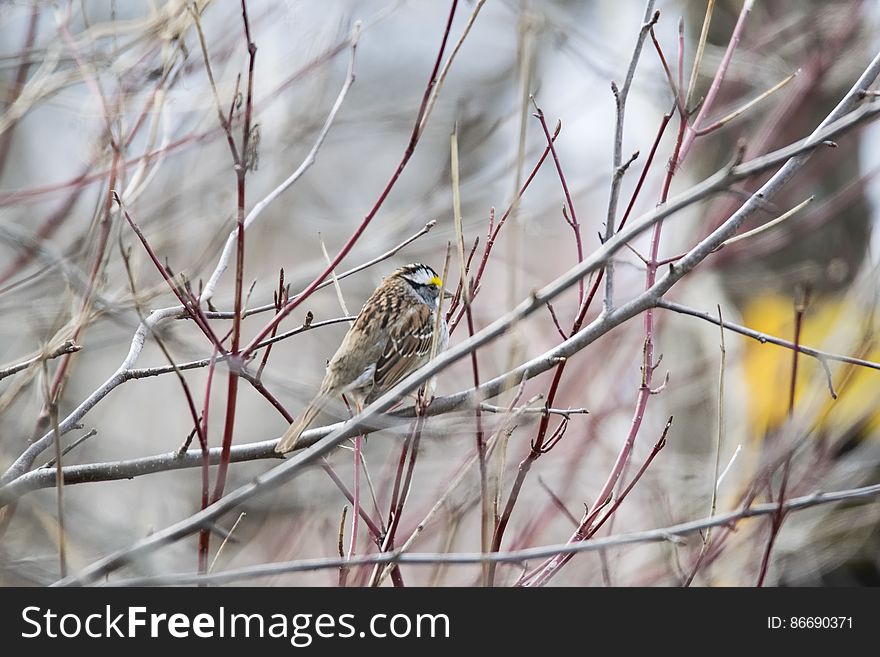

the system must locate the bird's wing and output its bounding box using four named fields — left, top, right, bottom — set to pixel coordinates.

left=373, top=303, right=435, bottom=393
